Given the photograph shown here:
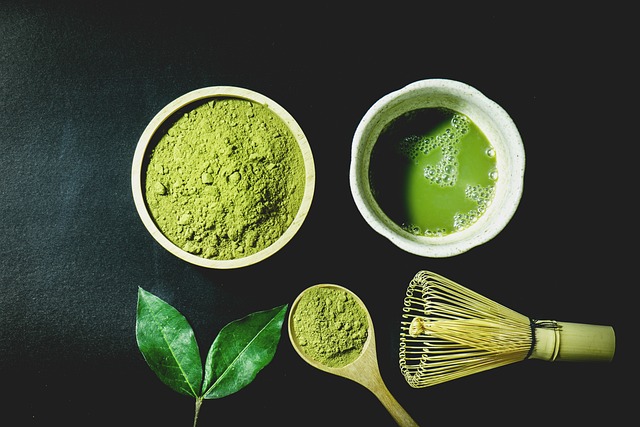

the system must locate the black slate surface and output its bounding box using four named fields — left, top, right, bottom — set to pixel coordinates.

left=1, top=2, right=632, bottom=425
